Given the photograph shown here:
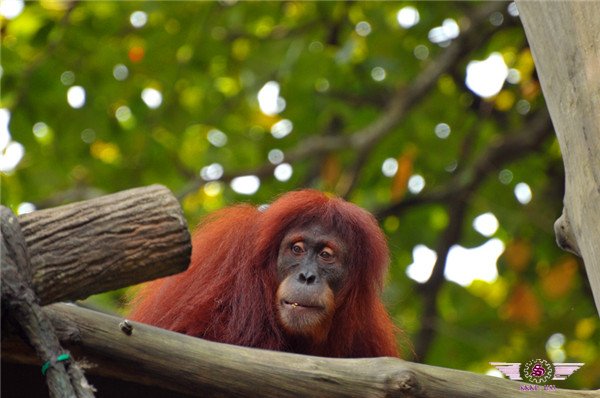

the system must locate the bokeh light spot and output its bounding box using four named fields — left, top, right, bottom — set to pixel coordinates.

left=397, top=6, right=420, bottom=28
left=141, top=88, right=163, bottom=109
left=514, top=182, right=532, bottom=204
left=113, top=64, right=129, bottom=81
left=271, top=119, right=293, bottom=139
left=274, top=163, right=293, bottom=182
left=67, top=86, right=86, bottom=109
left=231, top=175, right=260, bottom=195
left=130, top=11, right=148, bottom=28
